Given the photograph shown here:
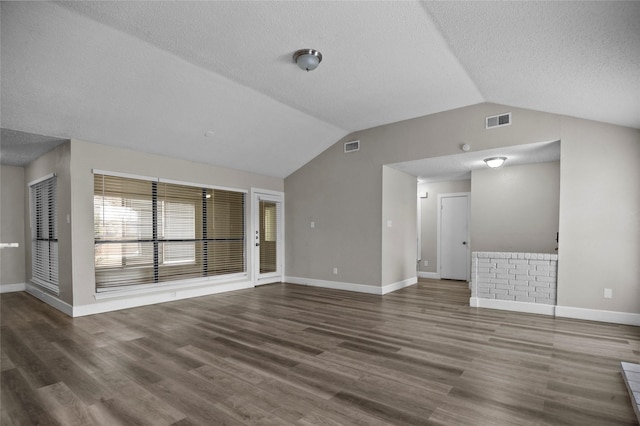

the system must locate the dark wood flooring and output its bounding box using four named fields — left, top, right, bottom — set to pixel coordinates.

left=1, top=279, right=639, bottom=425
